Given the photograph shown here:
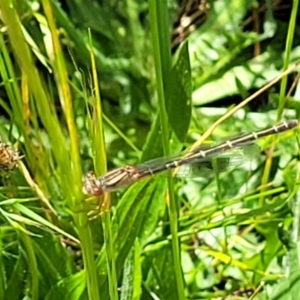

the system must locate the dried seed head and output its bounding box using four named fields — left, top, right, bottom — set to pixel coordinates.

left=0, top=143, right=21, bottom=174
